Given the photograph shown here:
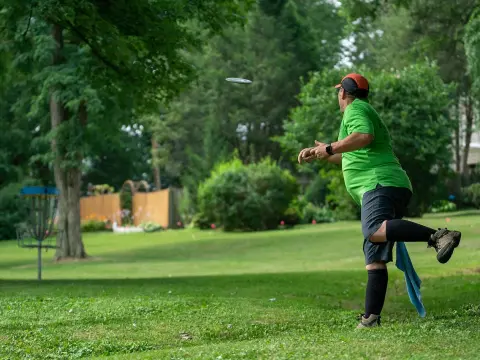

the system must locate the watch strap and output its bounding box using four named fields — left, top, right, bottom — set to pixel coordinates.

left=326, top=144, right=334, bottom=156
